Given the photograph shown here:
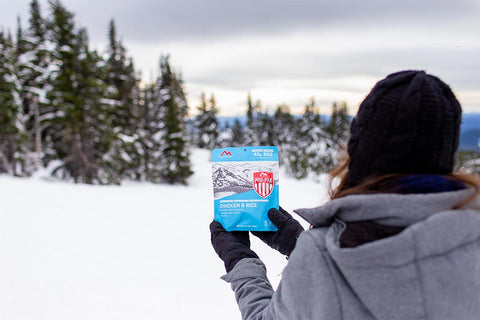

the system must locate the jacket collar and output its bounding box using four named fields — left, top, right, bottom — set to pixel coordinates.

left=294, top=188, right=477, bottom=228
